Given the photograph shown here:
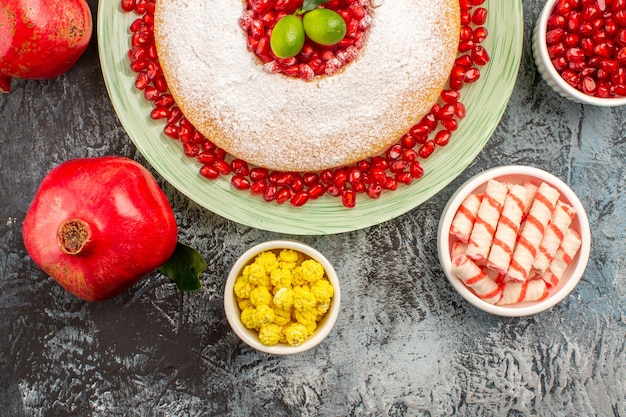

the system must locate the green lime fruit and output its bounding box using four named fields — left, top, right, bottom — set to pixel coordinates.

left=302, top=8, right=347, bottom=46
left=270, top=15, right=305, bottom=59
